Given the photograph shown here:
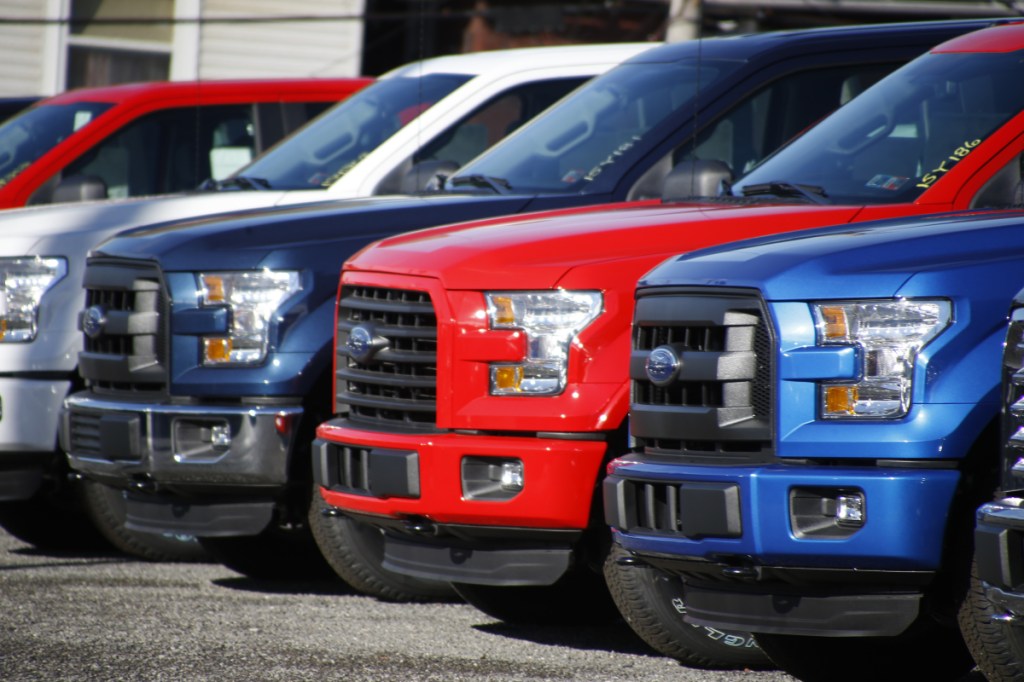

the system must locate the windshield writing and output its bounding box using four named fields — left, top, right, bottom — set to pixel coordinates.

left=732, top=52, right=1024, bottom=204
left=452, top=60, right=738, bottom=194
